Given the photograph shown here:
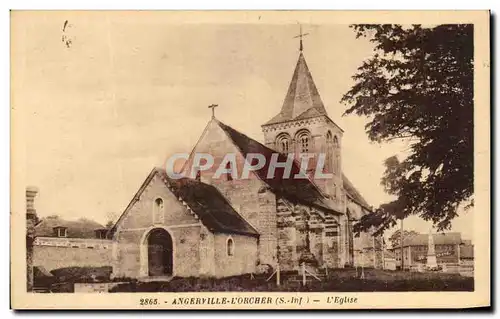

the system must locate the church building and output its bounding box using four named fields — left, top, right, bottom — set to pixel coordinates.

left=109, top=39, right=384, bottom=279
